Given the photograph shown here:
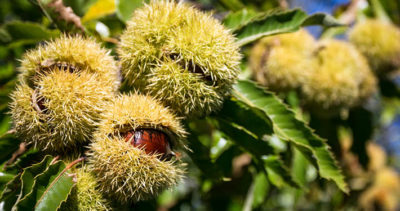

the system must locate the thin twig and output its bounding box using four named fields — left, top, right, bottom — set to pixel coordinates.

left=36, top=0, right=85, bottom=32
left=50, top=155, right=60, bottom=165
left=102, top=37, right=119, bottom=44
left=339, top=0, right=361, bottom=25
left=66, top=156, right=86, bottom=169
left=4, top=142, right=27, bottom=169
left=48, top=0, right=85, bottom=32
